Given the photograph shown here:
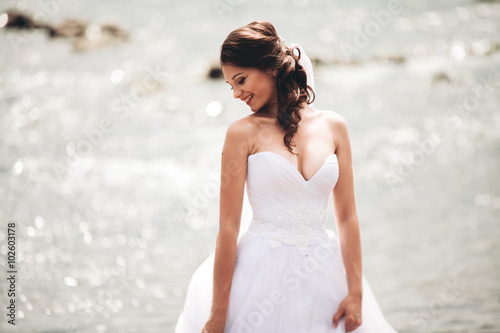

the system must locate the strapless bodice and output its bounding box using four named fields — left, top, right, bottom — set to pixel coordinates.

left=242, top=151, right=340, bottom=253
